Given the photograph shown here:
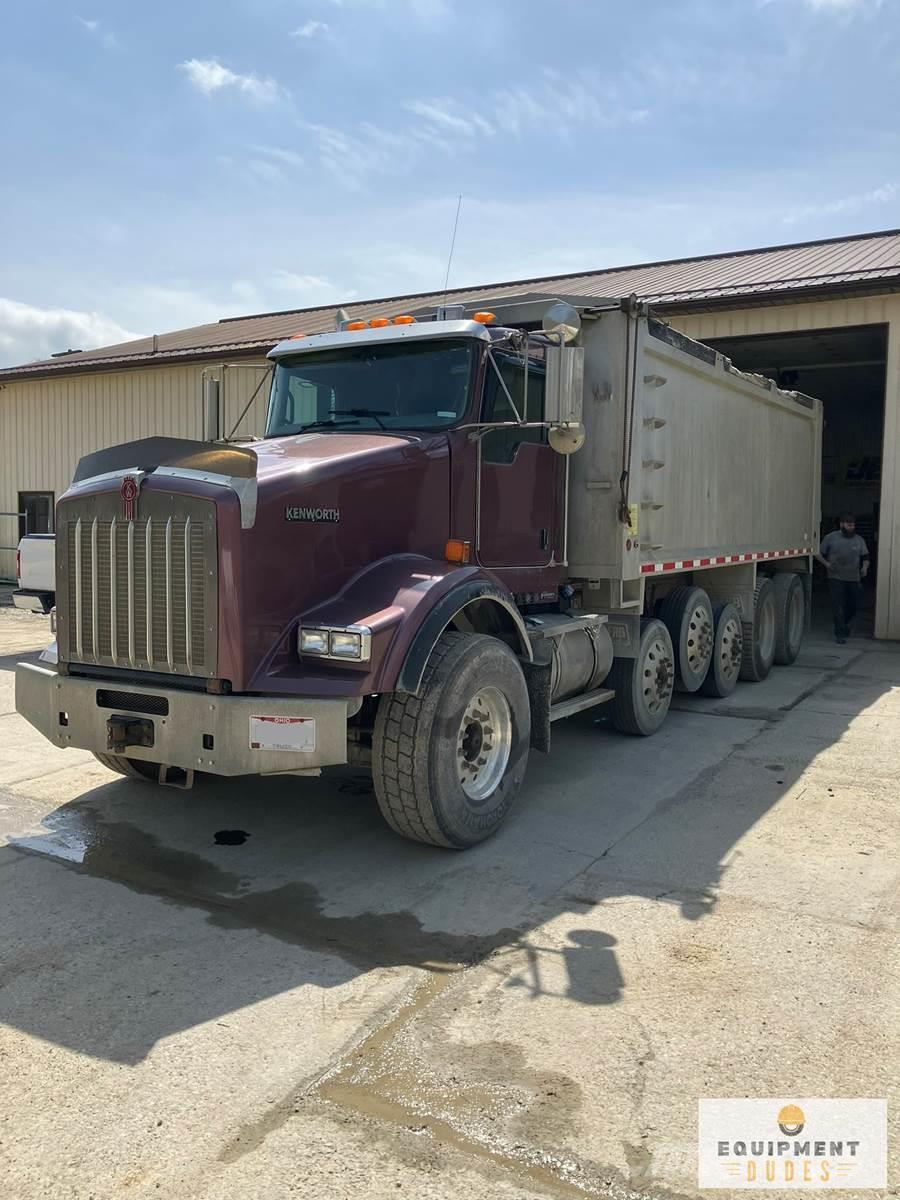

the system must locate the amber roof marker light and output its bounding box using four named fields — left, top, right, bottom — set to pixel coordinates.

left=472, top=311, right=496, bottom=324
